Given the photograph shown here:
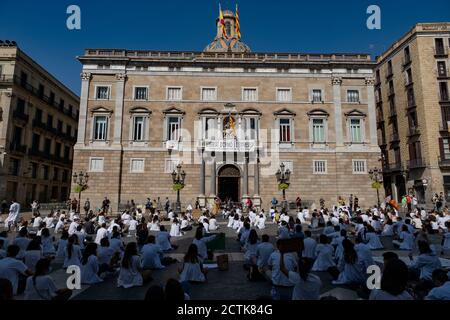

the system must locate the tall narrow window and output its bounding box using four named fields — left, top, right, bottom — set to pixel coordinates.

left=96, top=86, right=110, bottom=100
left=438, top=61, right=447, bottom=77
left=201, top=88, right=217, bottom=101
left=243, top=88, right=257, bottom=102
left=312, top=89, right=322, bottom=103
left=134, top=87, right=148, bottom=100
left=347, top=90, right=360, bottom=103
left=167, top=87, right=182, bottom=101
left=133, top=116, right=145, bottom=141
left=204, top=117, right=217, bottom=140
left=276, top=89, right=292, bottom=102
left=312, top=119, right=325, bottom=143
left=243, top=117, right=258, bottom=140
left=279, top=118, right=292, bottom=143
left=93, top=116, right=108, bottom=141
left=440, top=82, right=449, bottom=101
left=435, top=38, right=445, bottom=55
left=350, top=119, right=362, bottom=143
left=167, top=116, right=181, bottom=141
